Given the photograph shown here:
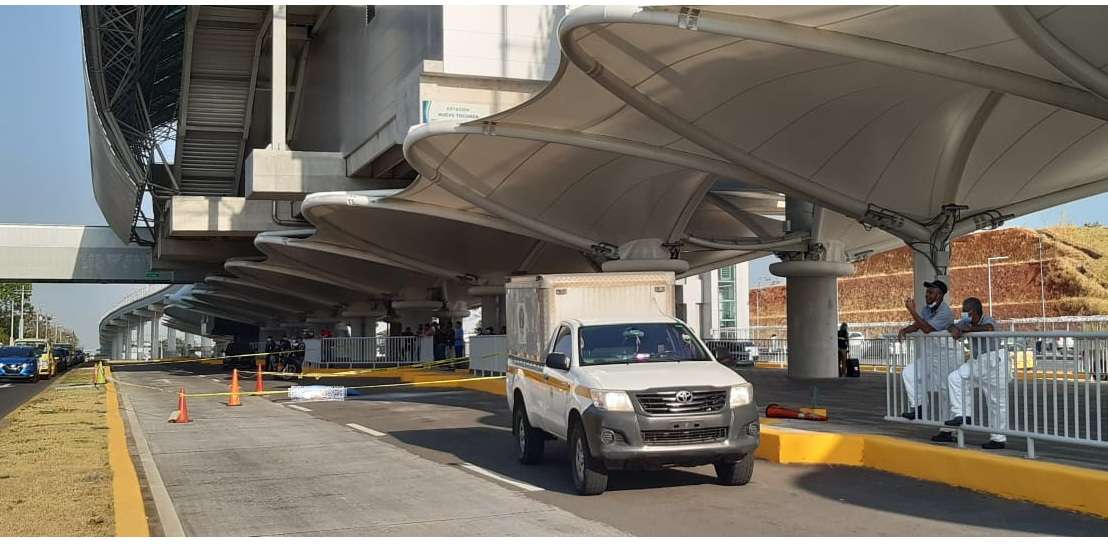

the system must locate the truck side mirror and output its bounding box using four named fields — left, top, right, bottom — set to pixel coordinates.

left=545, top=352, right=570, bottom=370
